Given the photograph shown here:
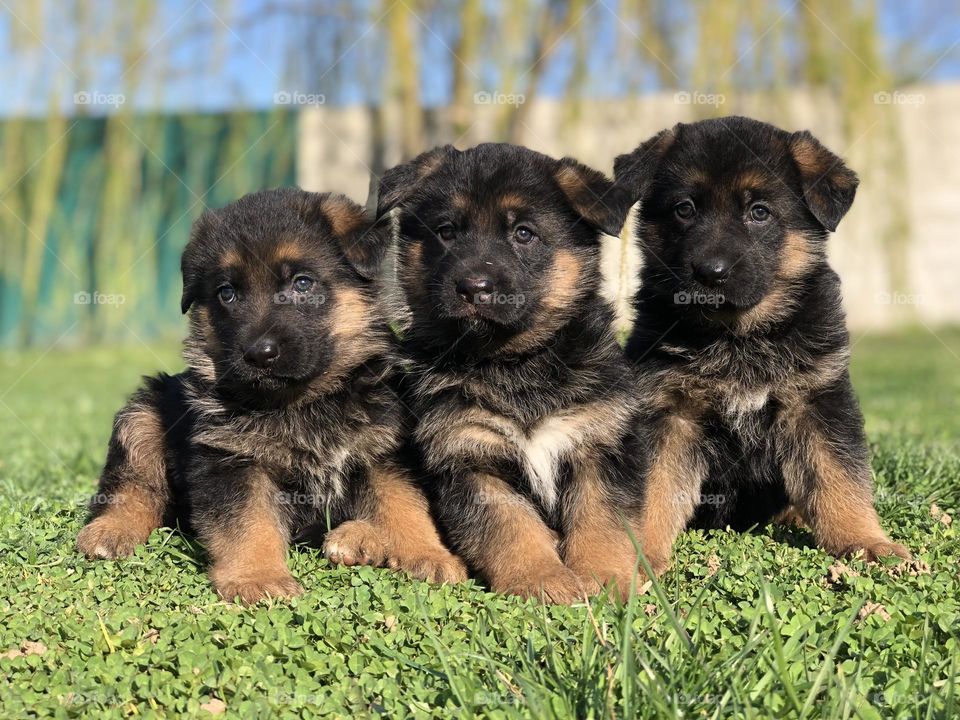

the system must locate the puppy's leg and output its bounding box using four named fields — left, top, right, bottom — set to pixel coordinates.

left=77, top=384, right=169, bottom=559
left=561, top=460, right=642, bottom=601
left=778, top=378, right=909, bottom=562
left=323, top=463, right=467, bottom=584
left=448, top=473, right=584, bottom=604
left=192, top=458, right=302, bottom=604
left=634, top=412, right=708, bottom=577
